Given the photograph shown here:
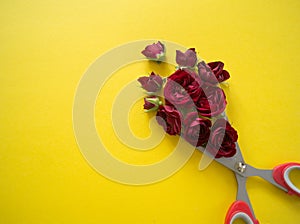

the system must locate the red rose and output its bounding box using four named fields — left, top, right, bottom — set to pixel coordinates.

left=195, top=86, right=227, bottom=117
left=207, top=61, right=230, bottom=83
left=183, top=112, right=211, bottom=147
left=164, top=69, right=202, bottom=106
left=156, top=105, right=182, bottom=135
left=207, top=118, right=238, bottom=158
left=197, top=61, right=230, bottom=85
left=138, top=72, right=163, bottom=92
